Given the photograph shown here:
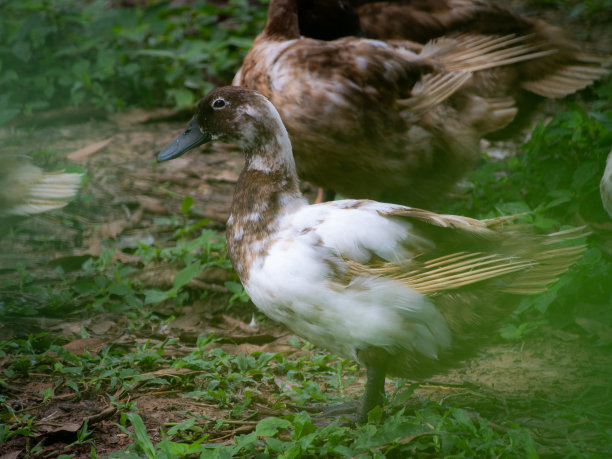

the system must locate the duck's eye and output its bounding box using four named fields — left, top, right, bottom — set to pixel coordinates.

left=212, top=99, right=226, bottom=109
